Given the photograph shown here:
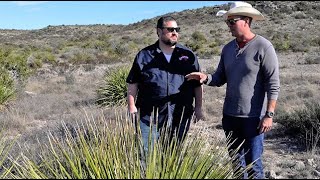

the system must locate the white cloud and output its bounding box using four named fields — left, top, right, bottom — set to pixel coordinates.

left=12, top=1, right=49, bottom=6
